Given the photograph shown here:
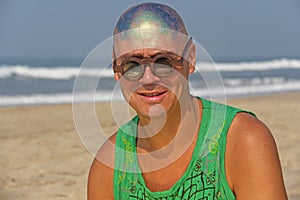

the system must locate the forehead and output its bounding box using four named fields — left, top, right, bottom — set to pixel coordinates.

left=113, top=28, right=188, bottom=58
